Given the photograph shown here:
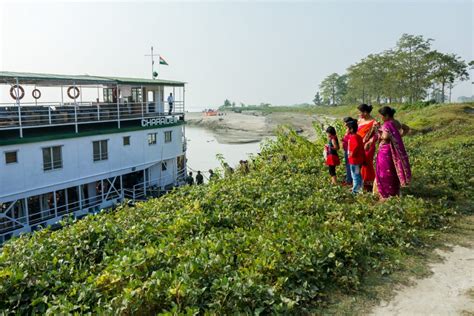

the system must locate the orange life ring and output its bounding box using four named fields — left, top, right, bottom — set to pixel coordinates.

left=10, top=85, right=25, bottom=100
left=32, top=88, right=41, bottom=100
left=67, top=86, right=80, bottom=99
